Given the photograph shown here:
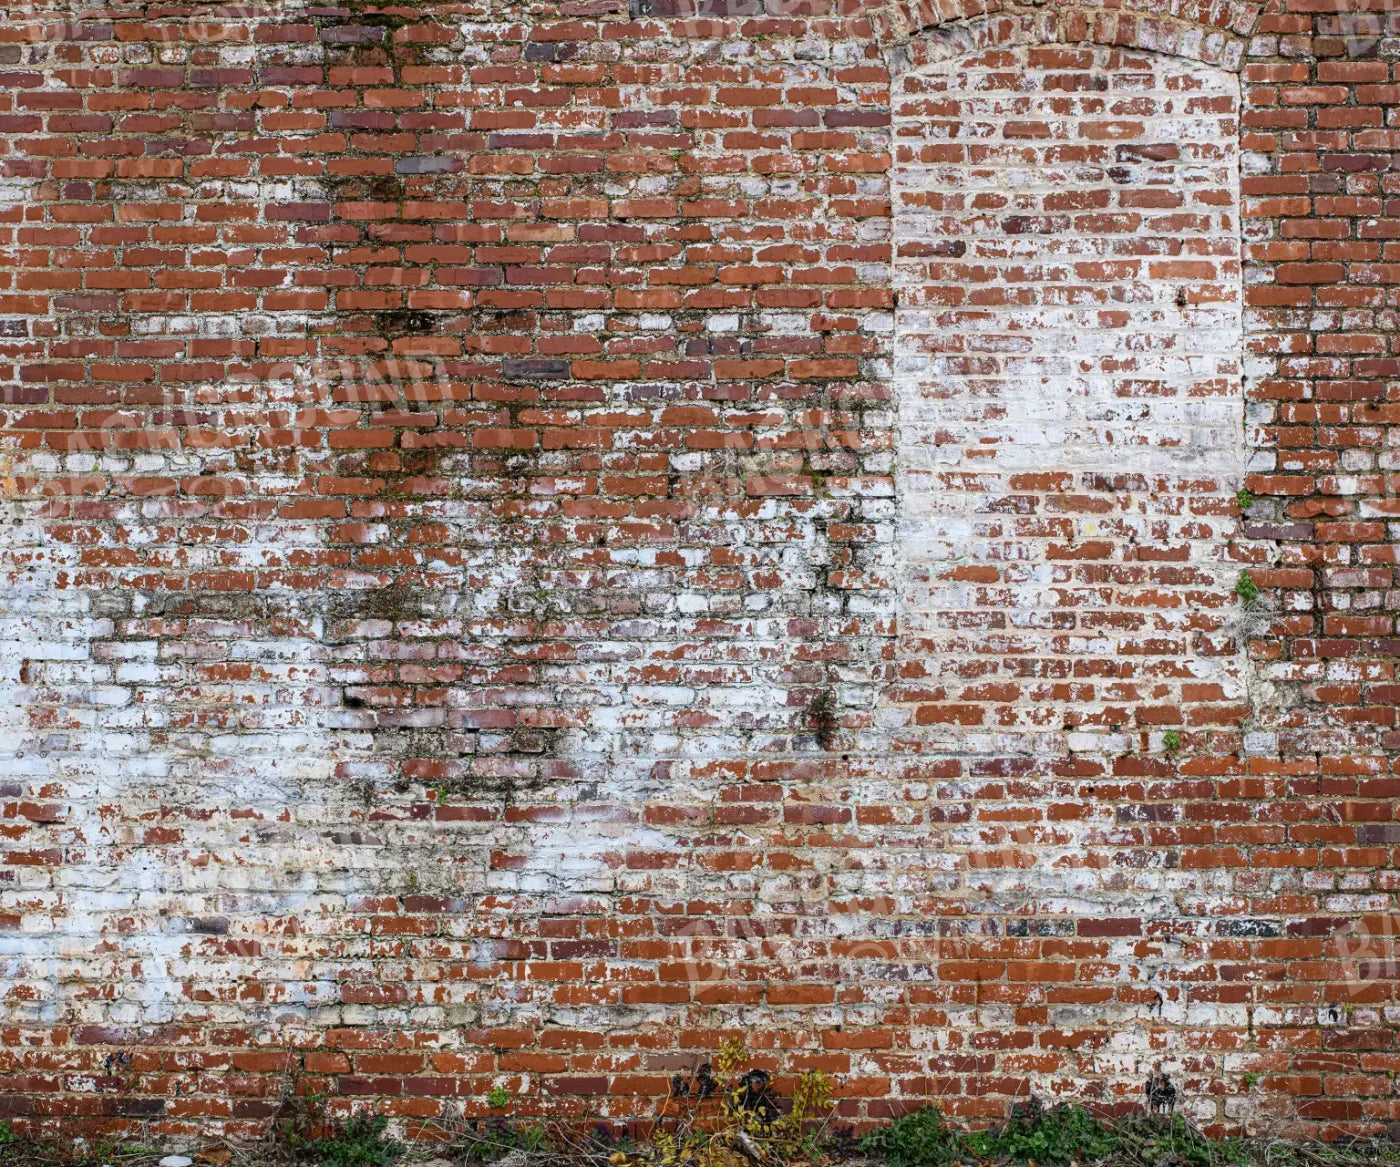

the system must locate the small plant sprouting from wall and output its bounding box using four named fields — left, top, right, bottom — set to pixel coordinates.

left=806, top=688, right=839, bottom=751
left=1234, top=570, right=1259, bottom=608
